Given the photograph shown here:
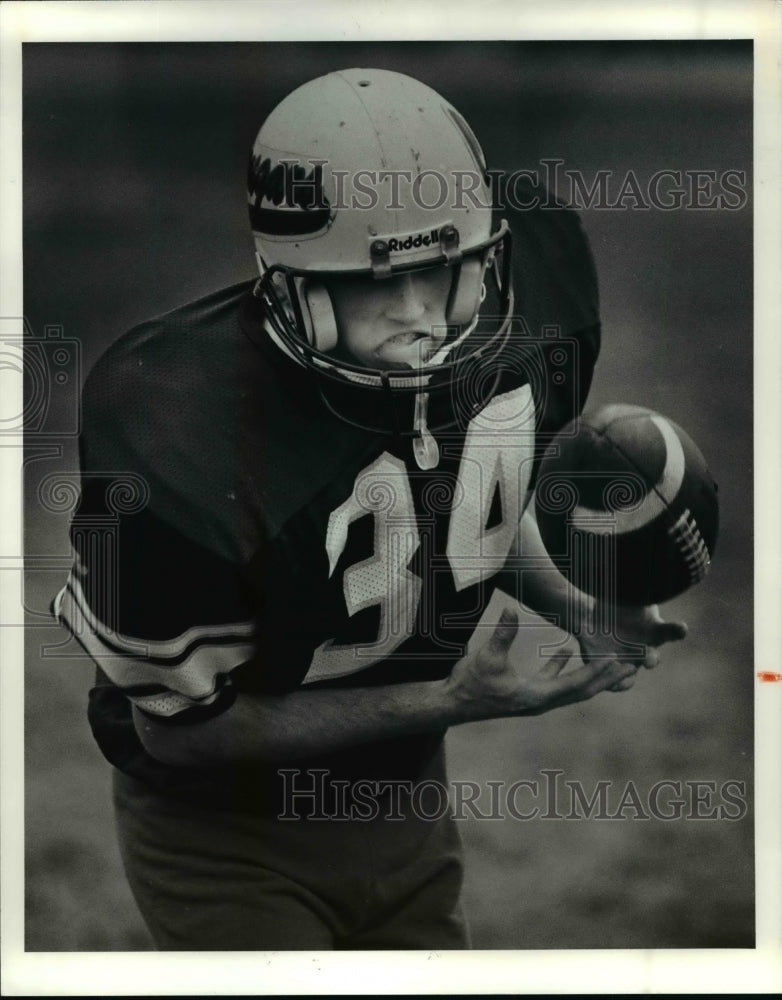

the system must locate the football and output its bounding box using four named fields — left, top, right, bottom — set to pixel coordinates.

left=534, top=404, right=719, bottom=606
